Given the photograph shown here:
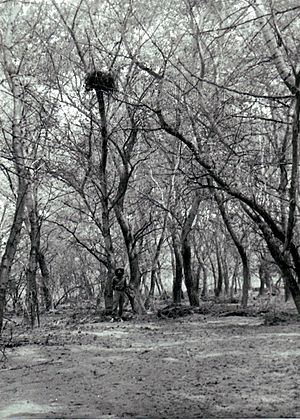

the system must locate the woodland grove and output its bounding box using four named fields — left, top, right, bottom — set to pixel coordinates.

left=0, top=0, right=300, bottom=330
